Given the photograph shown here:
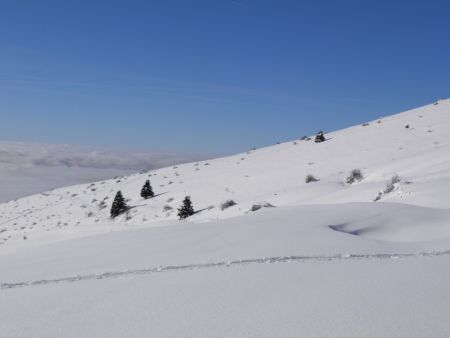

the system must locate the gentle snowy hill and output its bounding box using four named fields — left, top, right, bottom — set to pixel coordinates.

left=1, top=99, right=449, bottom=248
left=1, top=99, right=450, bottom=337
left=0, top=141, right=208, bottom=202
